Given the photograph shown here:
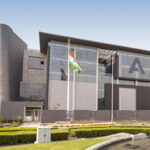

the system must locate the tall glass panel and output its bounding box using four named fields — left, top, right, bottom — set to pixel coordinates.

left=49, top=42, right=96, bottom=83
left=49, top=42, right=74, bottom=81
left=98, top=55, right=113, bottom=110
left=76, top=46, right=96, bottom=83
